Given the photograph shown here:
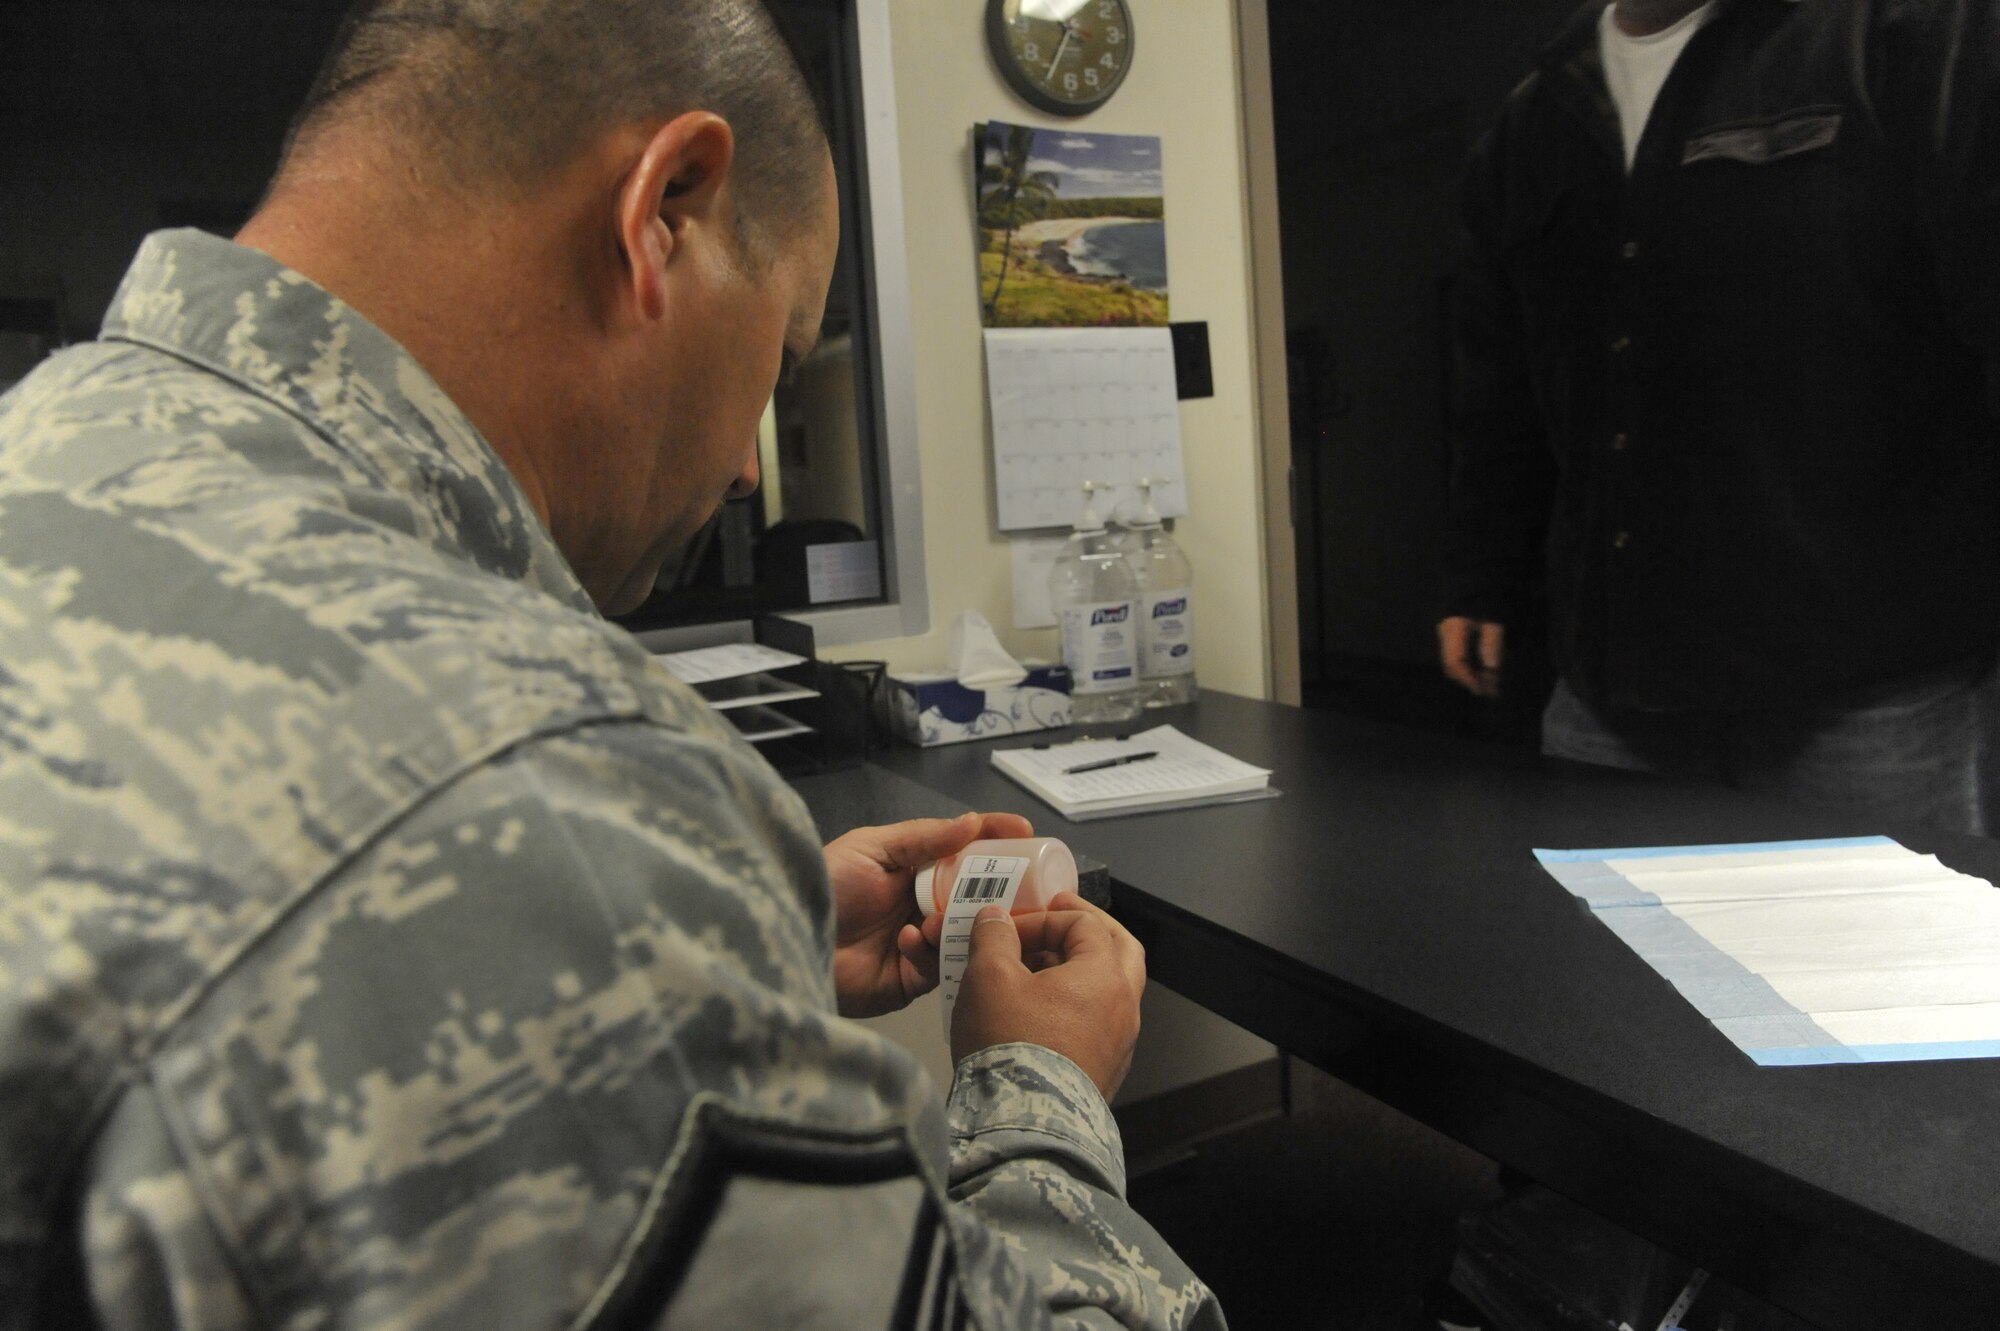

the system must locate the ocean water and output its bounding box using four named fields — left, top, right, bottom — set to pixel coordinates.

left=1067, top=221, right=1168, bottom=292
